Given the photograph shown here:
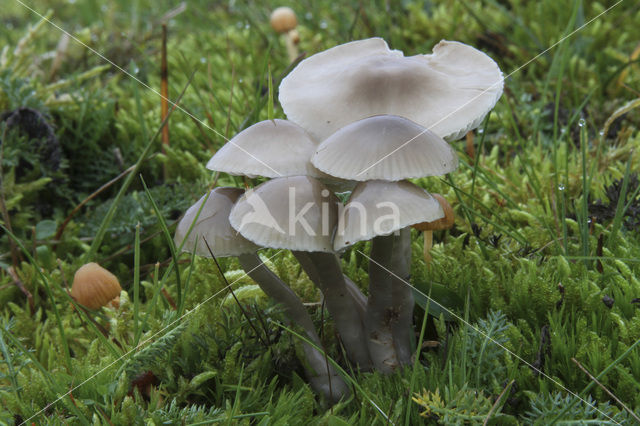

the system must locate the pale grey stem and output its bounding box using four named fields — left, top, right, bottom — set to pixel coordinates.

left=367, top=234, right=398, bottom=373
left=237, top=252, right=348, bottom=401
left=293, top=251, right=372, bottom=370
left=389, top=227, right=414, bottom=366
left=344, top=275, right=367, bottom=321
